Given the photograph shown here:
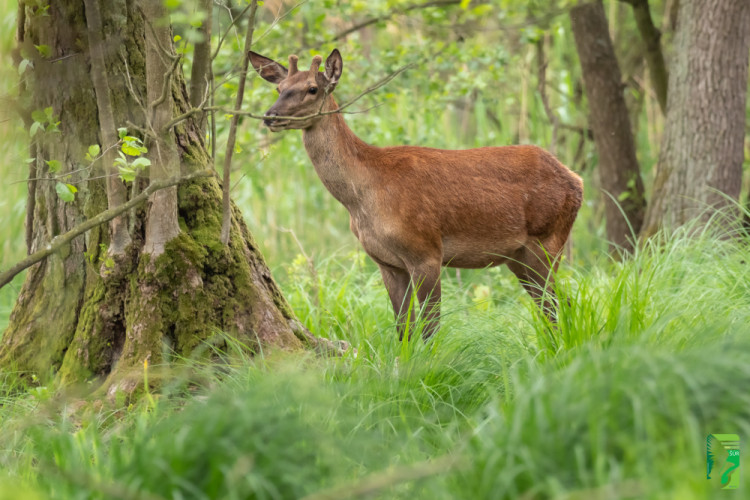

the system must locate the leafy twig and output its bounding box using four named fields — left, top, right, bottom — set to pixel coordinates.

left=0, top=170, right=213, bottom=290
